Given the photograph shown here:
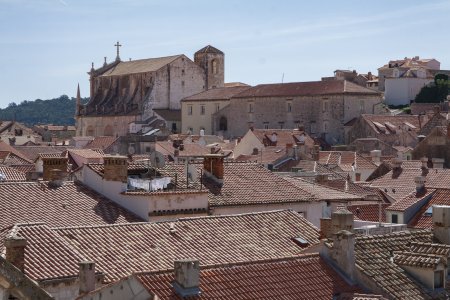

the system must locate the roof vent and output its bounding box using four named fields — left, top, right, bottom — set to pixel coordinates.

left=169, top=223, right=177, bottom=234
left=173, top=259, right=201, bottom=298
